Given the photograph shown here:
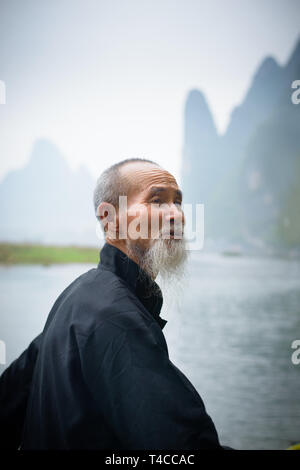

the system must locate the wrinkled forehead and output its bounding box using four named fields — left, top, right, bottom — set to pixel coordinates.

left=119, top=162, right=179, bottom=199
